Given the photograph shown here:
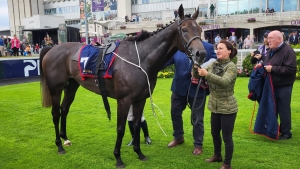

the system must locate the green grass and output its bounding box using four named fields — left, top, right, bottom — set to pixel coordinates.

left=0, top=78, right=299, bottom=169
